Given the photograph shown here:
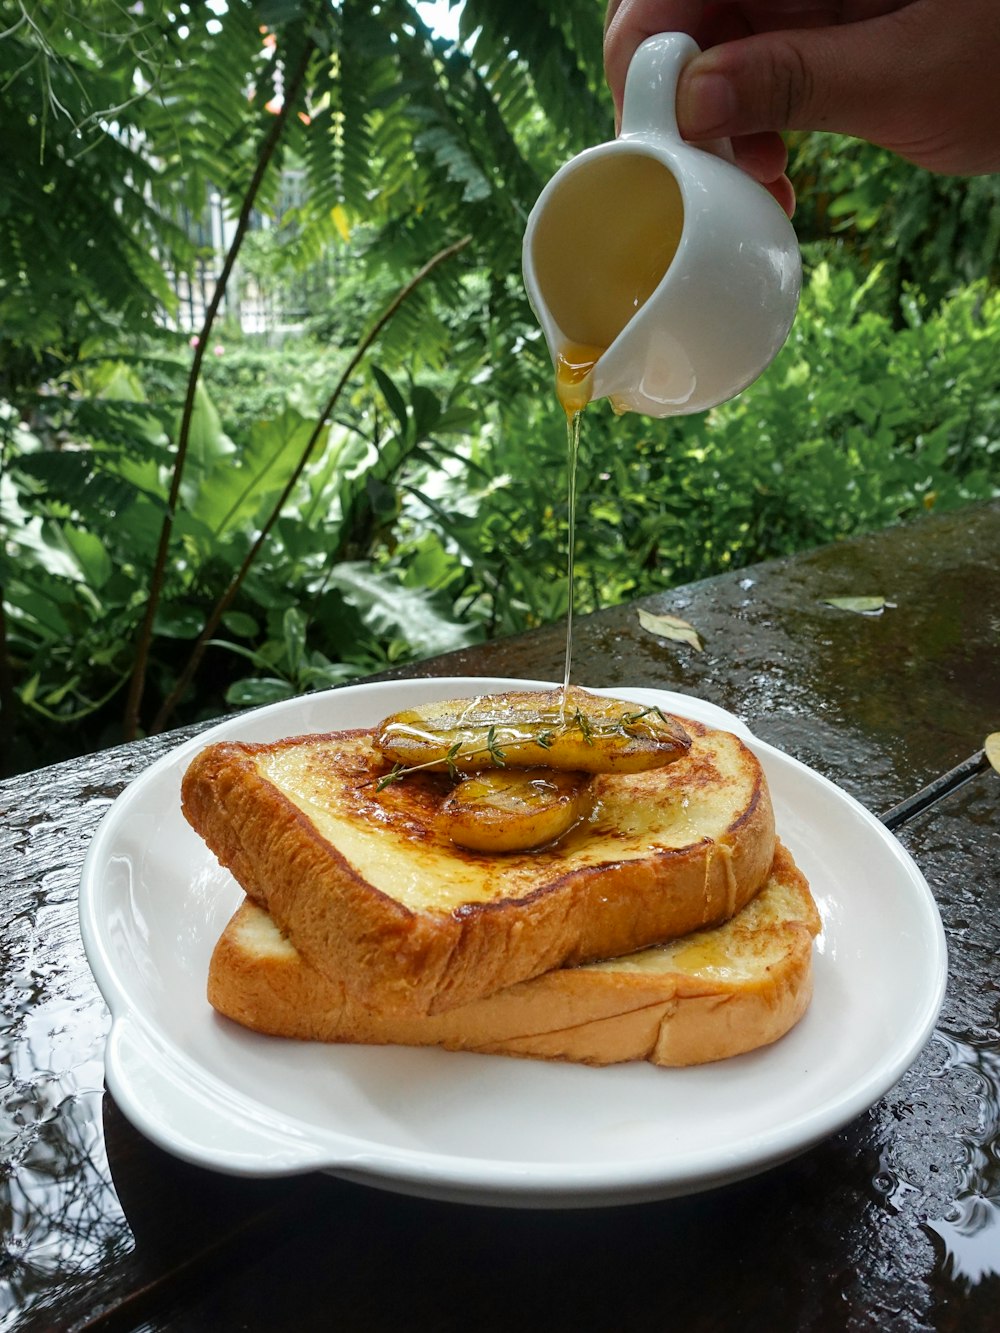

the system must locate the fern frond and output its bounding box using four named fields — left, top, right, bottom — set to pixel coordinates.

left=10, top=451, right=164, bottom=527
left=461, top=0, right=609, bottom=160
